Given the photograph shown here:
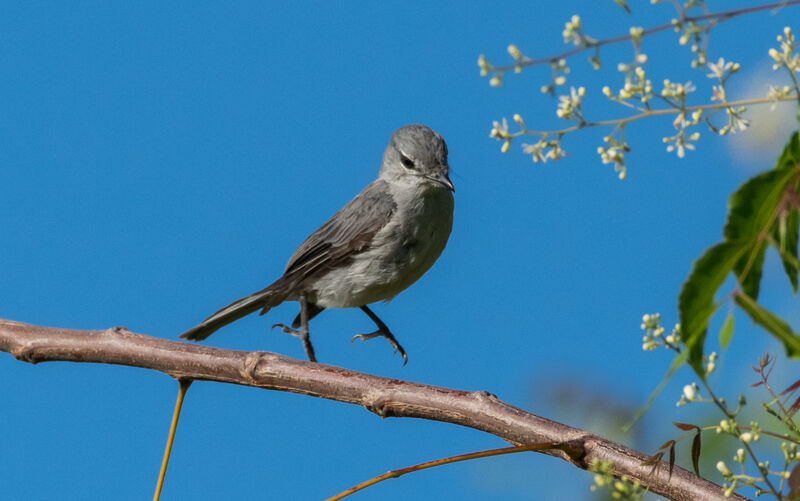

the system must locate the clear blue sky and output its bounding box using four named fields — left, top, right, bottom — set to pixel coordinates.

left=2, top=2, right=798, bottom=500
